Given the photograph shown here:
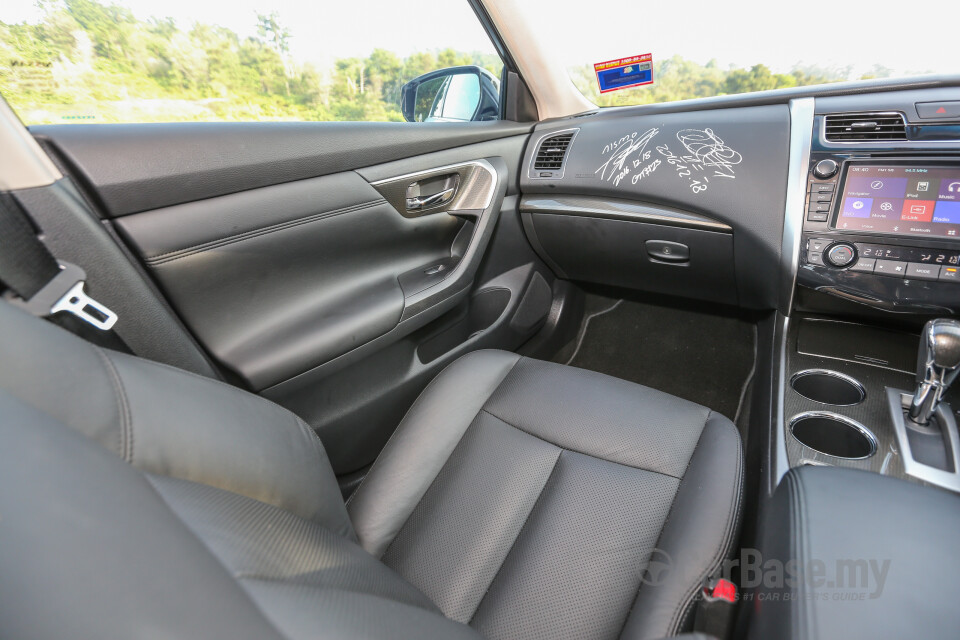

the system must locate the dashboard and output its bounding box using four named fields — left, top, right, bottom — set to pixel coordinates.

left=519, top=82, right=960, bottom=317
